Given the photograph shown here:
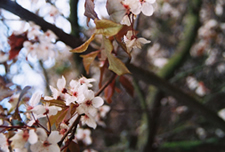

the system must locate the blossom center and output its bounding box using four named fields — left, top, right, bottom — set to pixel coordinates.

left=73, top=92, right=78, bottom=97
left=85, top=100, right=92, bottom=106
left=43, top=140, right=51, bottom=147
left=22, top=130, right=29, bottom=141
